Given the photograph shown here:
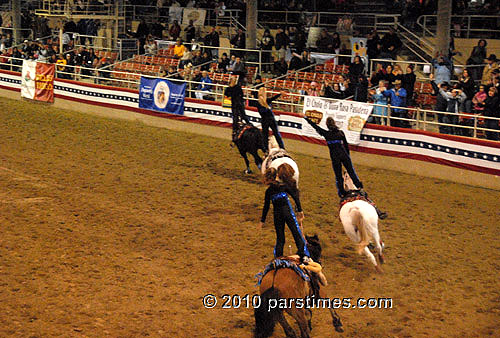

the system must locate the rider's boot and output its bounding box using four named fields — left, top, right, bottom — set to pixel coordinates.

left=374, top=205, right=388, bottom=219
